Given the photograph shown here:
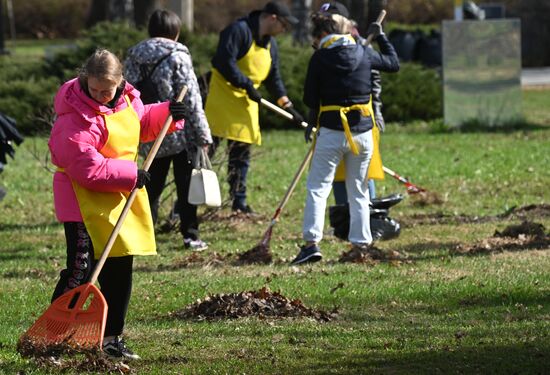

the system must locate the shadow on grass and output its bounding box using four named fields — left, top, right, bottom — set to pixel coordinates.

left=0, top=222, right=61, bottom=232
left=429, top=120, right=549, bottom=134
left=287, top=342, right=549, bottom=374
